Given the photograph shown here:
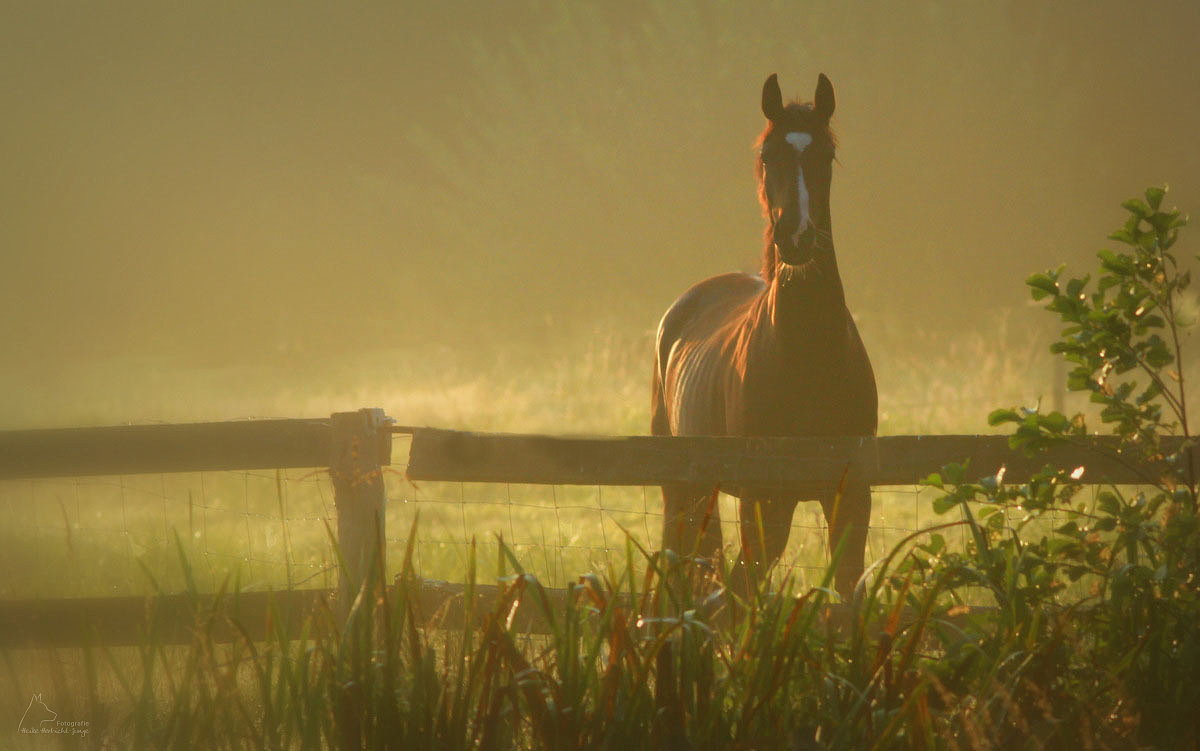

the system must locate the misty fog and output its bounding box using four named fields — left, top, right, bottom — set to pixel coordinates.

left=2, top=0, right=1197, bottom=429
